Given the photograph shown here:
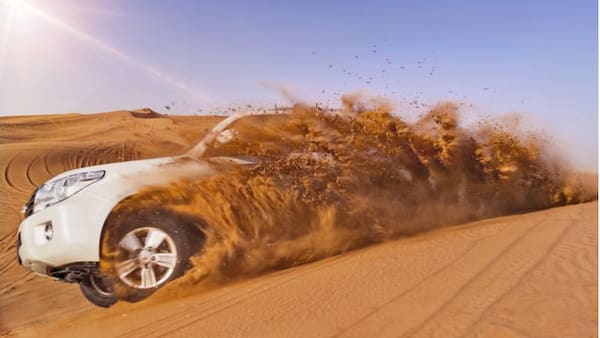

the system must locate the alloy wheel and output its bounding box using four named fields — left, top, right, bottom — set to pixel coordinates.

left=115, top=227, right=178, bottom=289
